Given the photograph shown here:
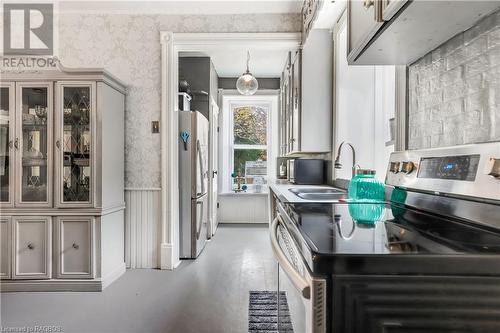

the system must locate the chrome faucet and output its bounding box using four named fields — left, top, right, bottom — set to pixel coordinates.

left=334, top=141, right=357, bottom=178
